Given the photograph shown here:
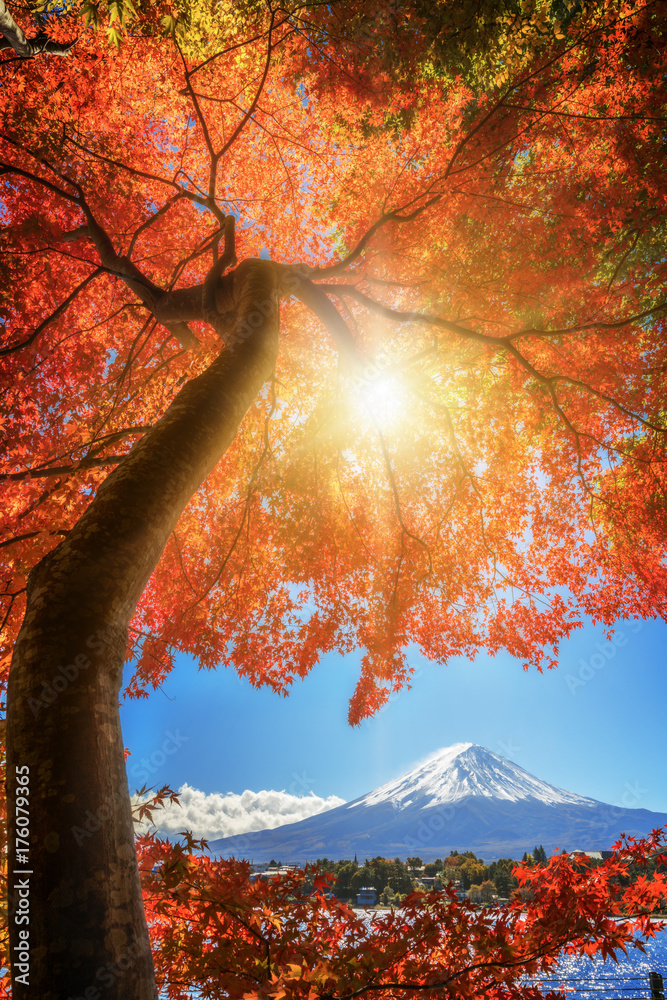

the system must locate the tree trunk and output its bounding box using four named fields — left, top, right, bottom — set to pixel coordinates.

left=6, top=260, right=279, bottom=998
